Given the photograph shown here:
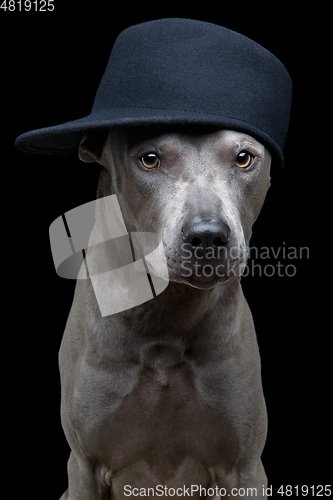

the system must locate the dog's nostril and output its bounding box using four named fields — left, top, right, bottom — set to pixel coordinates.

left=191, top=237, right=202, bottom=247
left=213, top=237, right=224, bottom=247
